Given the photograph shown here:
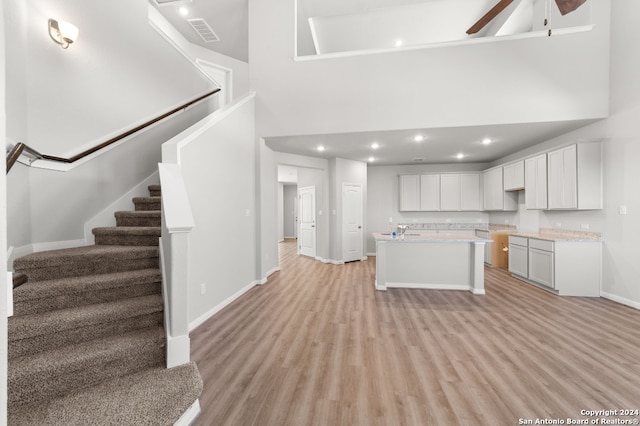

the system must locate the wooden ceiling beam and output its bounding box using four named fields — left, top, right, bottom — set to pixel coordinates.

left=466, top=0, right=514, bottom=35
